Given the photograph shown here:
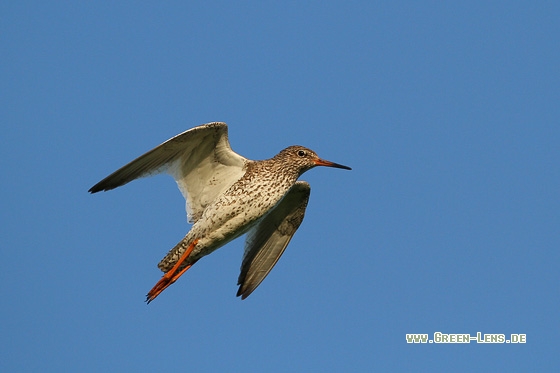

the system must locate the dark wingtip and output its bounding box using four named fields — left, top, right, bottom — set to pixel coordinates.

left=236, top=286, right=249, bottom=300
left=88, top=182, right=112, bottom=194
